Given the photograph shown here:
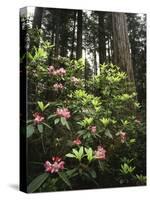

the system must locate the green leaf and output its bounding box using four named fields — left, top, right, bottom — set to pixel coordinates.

left=78, top=146, right=84, bottom=160
left=89, top=169, right=97, bottom=179
left=37, top=124, right=43, bottom=133
left=77, top=130, right=86, bottom=136
left=54, top=118, right=60, bottom=125
left=42, top=122, right=51, bottom=129
left=43, top=103, right=49, bottom=110
left=61, top=117, right=66, bottom=126
left=27, top=124, right=34, bottom=138
left=72, top=149, right=79, bottom=158
left=38, top=101, right=44, bottom=111
left=48, top=114, right=56, bottom=119
left=130, top=139, right=136, bottom=144
left=65, top=153, right=76, bottom=158
left=27, top=120, right=34, bottom=124
left=58, top=172, right=72, bottom=188
left=85, top=147, right=93, bottom=162
left=105, top=129, right=113, bottom=139
left=66, top=168, right=78, bottom=177
left=65, top=120, right=70, bottom=130
left=27, top=173, right=49, bottom=193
